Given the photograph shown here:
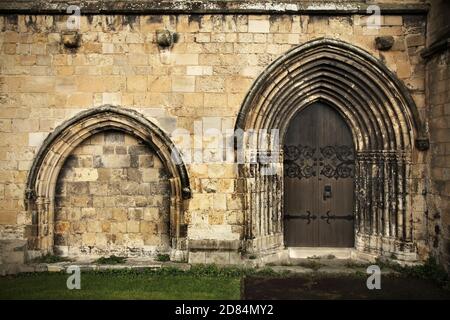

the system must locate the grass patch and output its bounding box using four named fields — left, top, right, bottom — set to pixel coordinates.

left=344, top=260, right=370, bottom=269
left=0, top=264, right=287, bottom=299
left=30, top=254, right=71, bottom=264
left=297, top=260, right=323, bottom=271
left=55, top=264, right=283, bottom=278
left=155, top=254, right=170, bottom=262
left=376, top=257, right=450, bottom=290
left=0, top=271, right=240, bottom=300
left=187, top=264, right=283, bottom=277
left=95, top=255, right=127, bottom=265
left=2, top=260, right=448, bottom=299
